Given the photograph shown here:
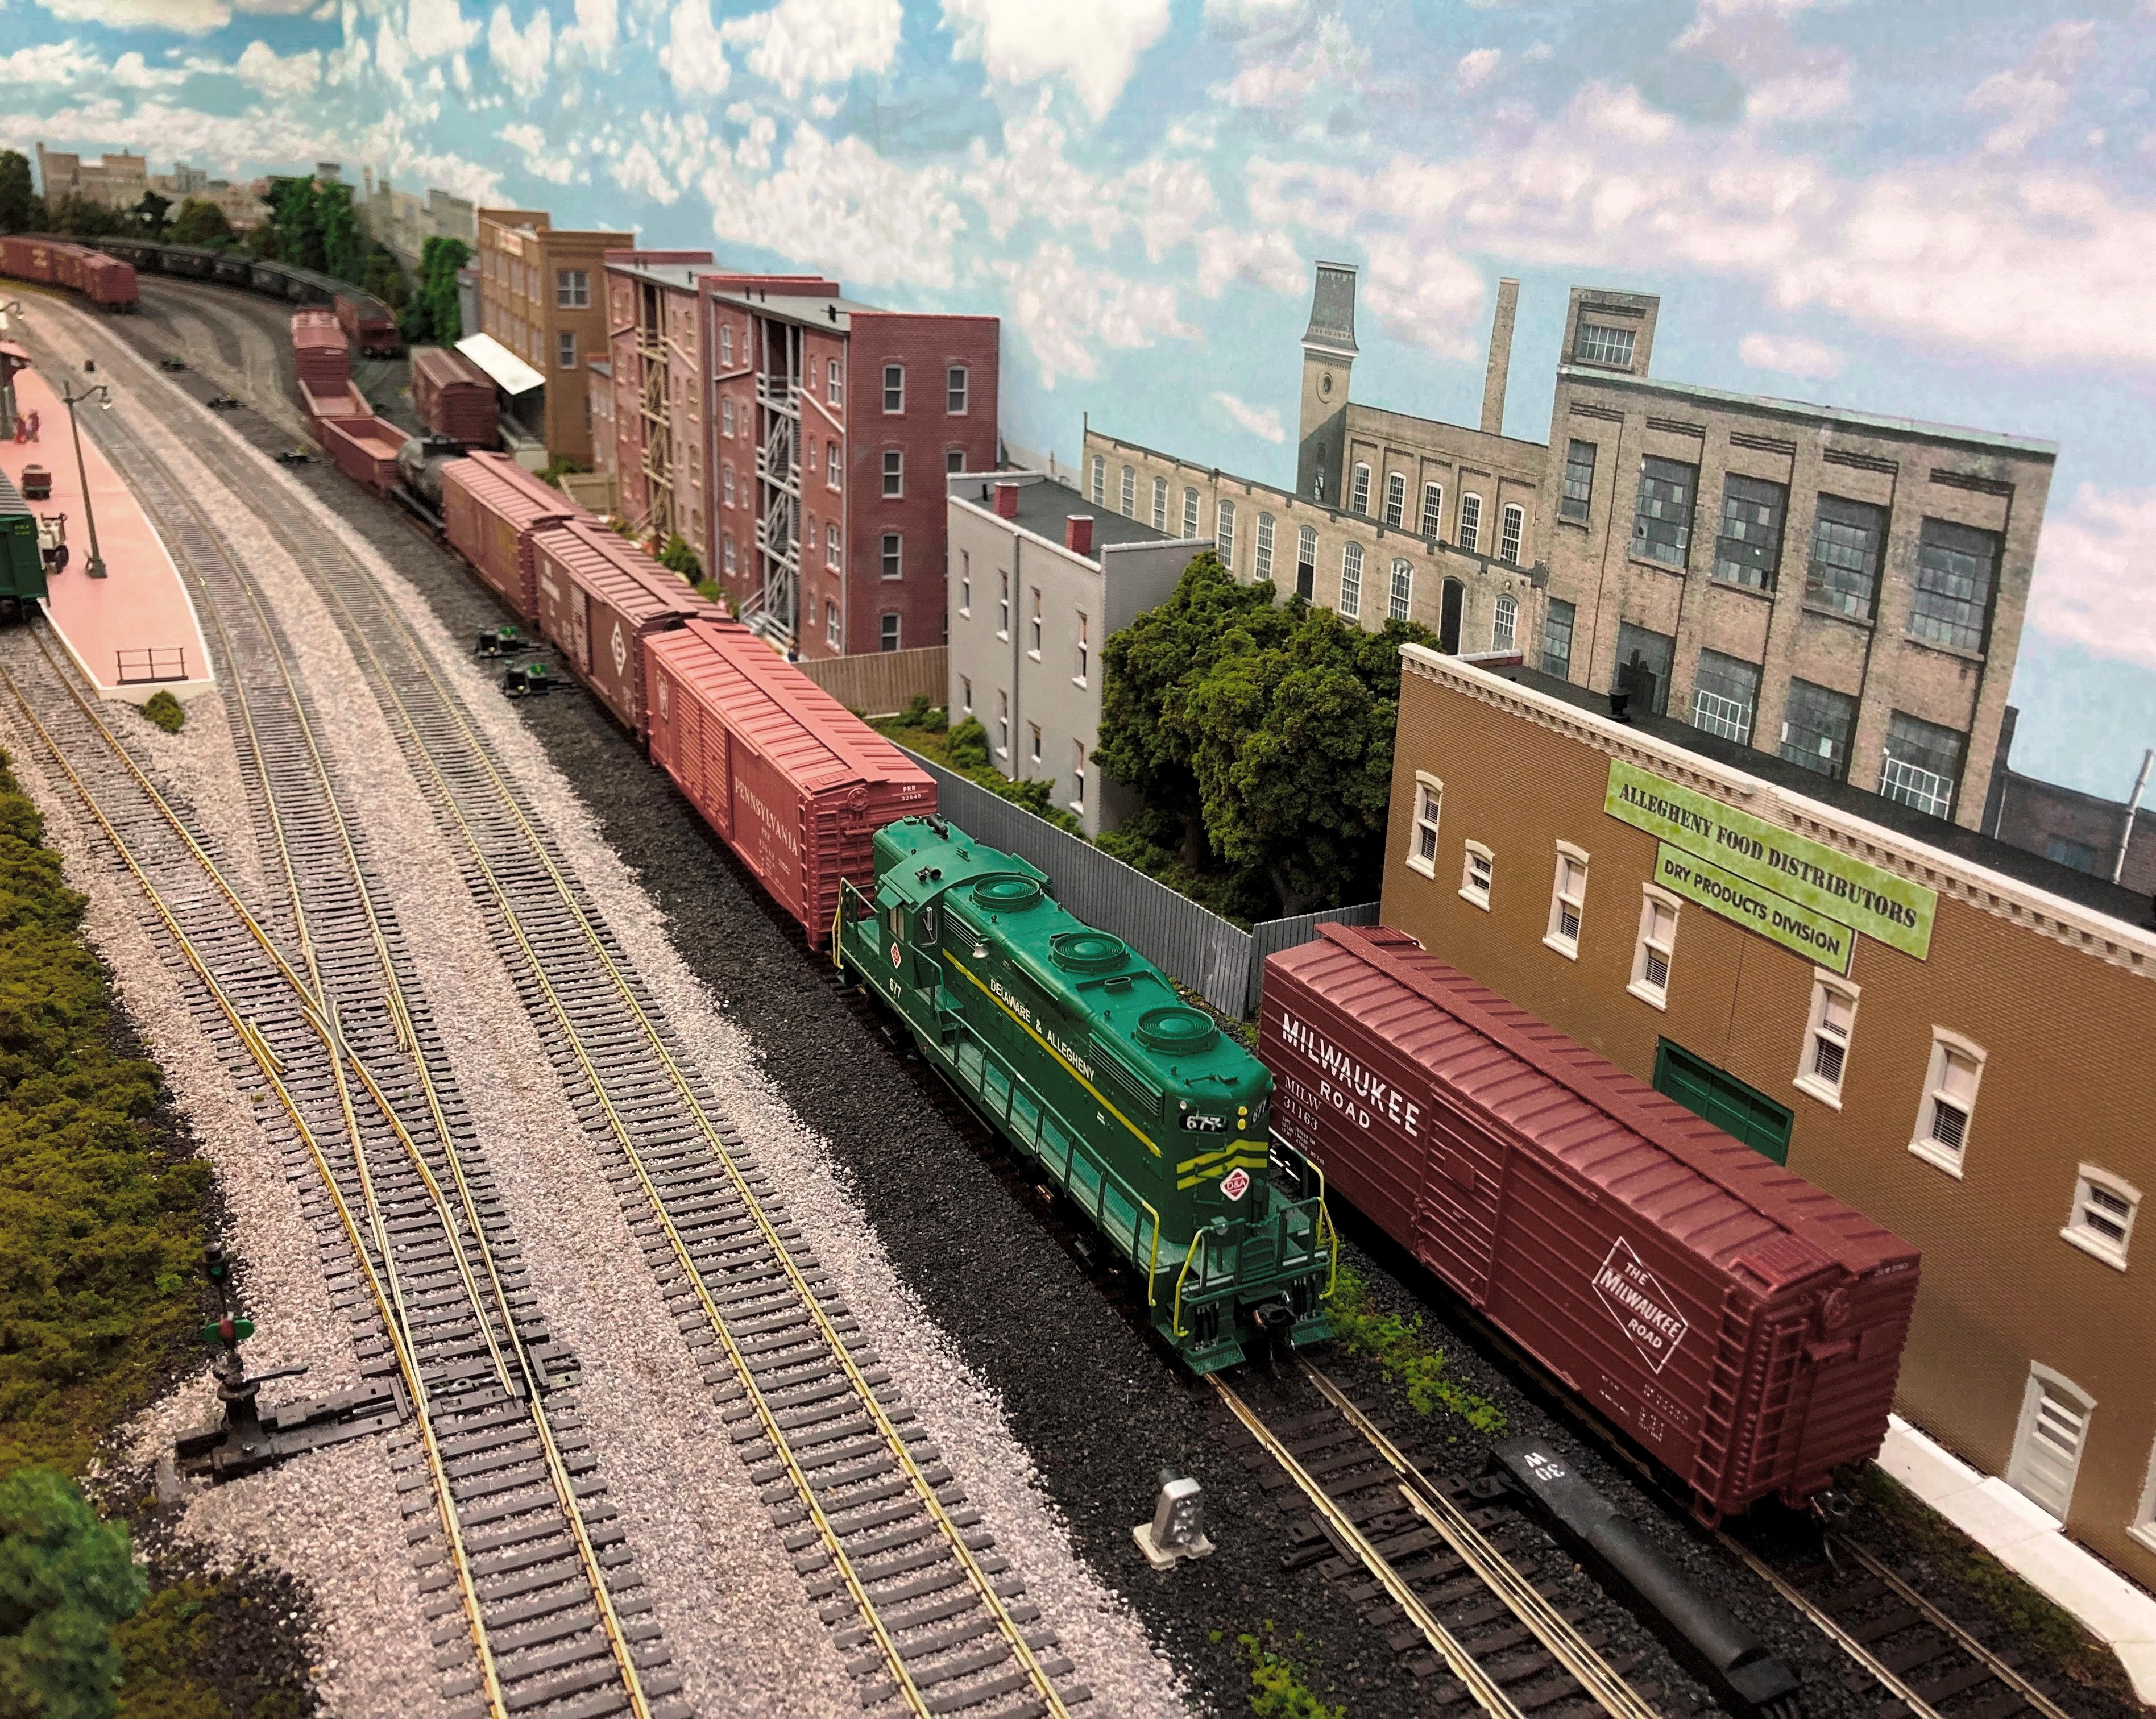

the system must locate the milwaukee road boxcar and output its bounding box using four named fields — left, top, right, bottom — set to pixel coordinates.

left=531, top=520, right=717, bottom=738
left=1262, top=923, right=1918, bottom=1523
left=440, top=452, right=585, bottom=621
left=837, top=817, right=1336, bottom=1372
left=642, top=618, right=934, bottom=948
